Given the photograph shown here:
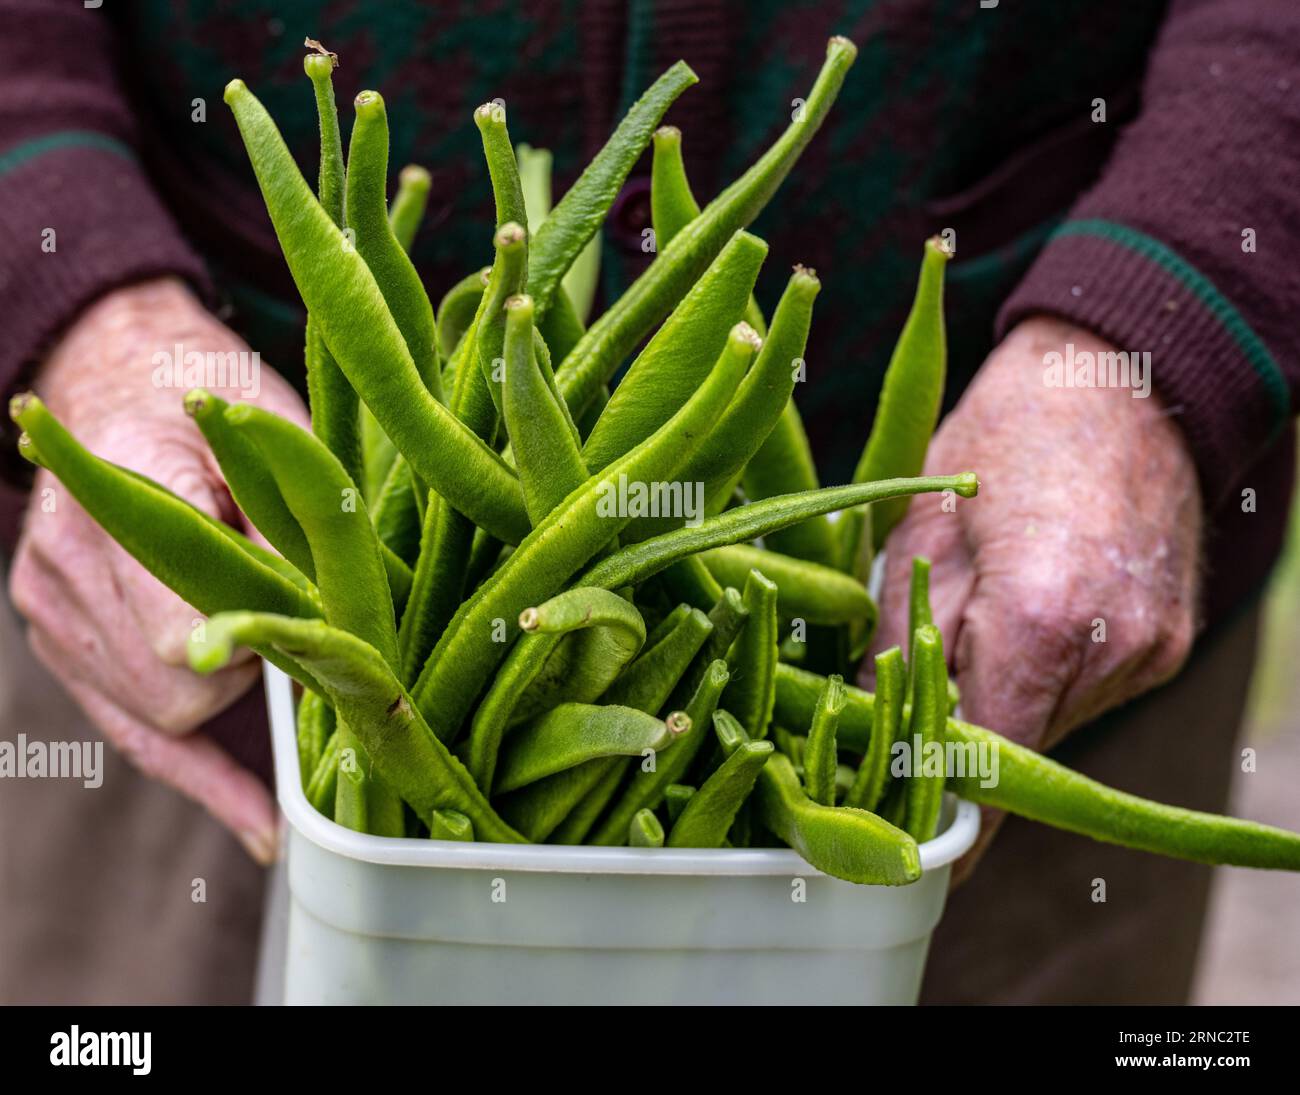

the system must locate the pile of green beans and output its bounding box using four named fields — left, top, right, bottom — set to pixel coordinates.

left=14, top=35, right=1300, bottom=887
